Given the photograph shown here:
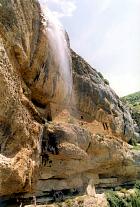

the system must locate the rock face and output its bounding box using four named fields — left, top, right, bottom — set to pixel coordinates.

left=71, top=50, right=135, bottom=142
left=0, top=0, right=139, bottom=201
left=35, top=123, right=135, bottom=196
left=132, top=111, right=140, bottom=139
left=121, top=92, right=140, bottom=142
